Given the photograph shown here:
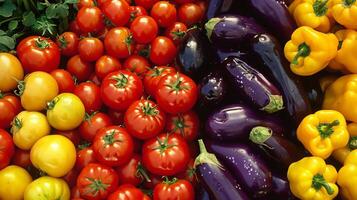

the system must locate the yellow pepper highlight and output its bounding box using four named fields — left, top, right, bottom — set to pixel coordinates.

left=333, top=123, right=357, bottom=163
left=297, top=110, right=349, bottom=159
left=331, top=0, right=357, bottom=29
left=288, top=156, right=339, bottom=200
left=284, top=26, right=338, bottom=76
left=337, top=149, right=357, bottom=200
